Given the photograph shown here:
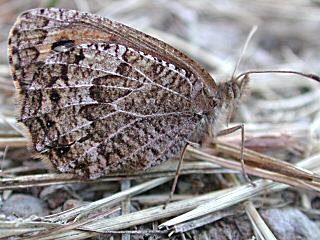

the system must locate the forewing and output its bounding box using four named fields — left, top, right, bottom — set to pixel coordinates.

left=8, top=8, right=206, bottom=178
